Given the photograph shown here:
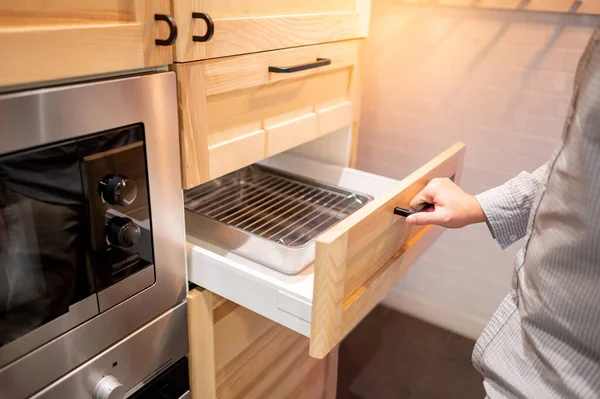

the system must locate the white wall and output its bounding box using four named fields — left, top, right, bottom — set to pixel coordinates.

left=357, top=2, right=599, bottom=339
